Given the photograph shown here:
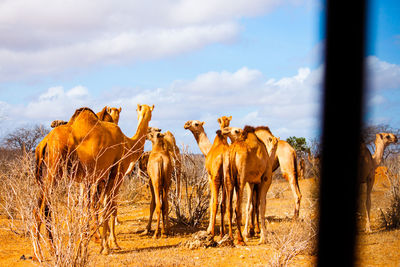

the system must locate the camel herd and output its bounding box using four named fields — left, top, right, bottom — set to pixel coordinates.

left=33, top=104, right=397, bottom=259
